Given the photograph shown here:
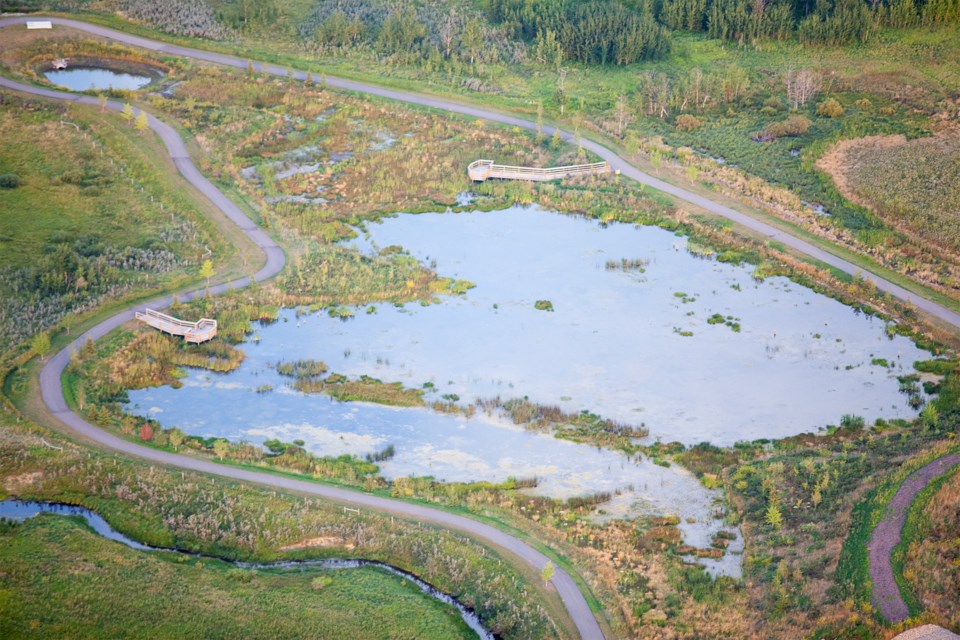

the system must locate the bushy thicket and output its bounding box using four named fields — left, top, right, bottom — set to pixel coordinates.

left=657, top=0, right=958, bottom=46
left=0, top=235, right=184, bottom=349
left=121, top=0, right=233, bottom=40
left=489, top=0, right=671, bottom=64
left=298, top=0, right=525, bottom=65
